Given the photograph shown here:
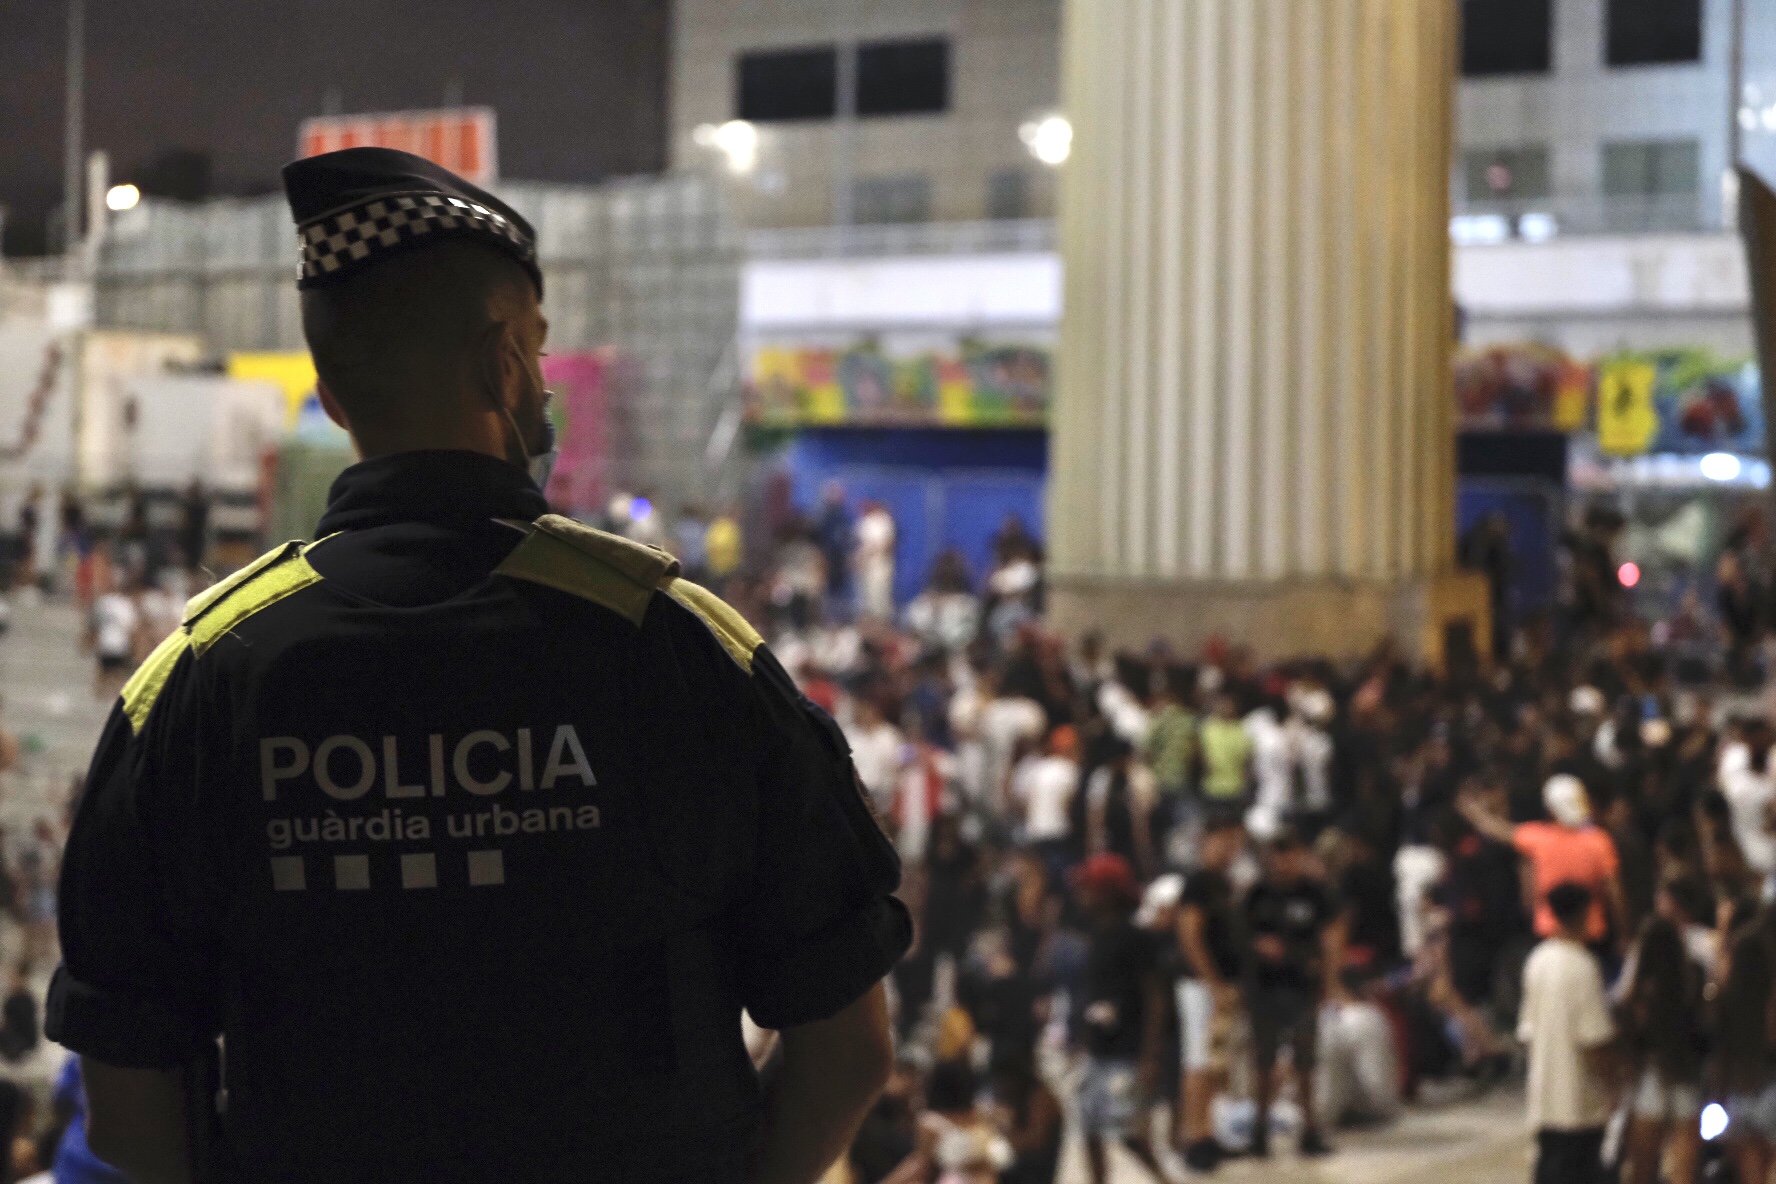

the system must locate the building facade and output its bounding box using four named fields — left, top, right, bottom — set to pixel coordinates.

left=674, top=0, right=1753, bottom=240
